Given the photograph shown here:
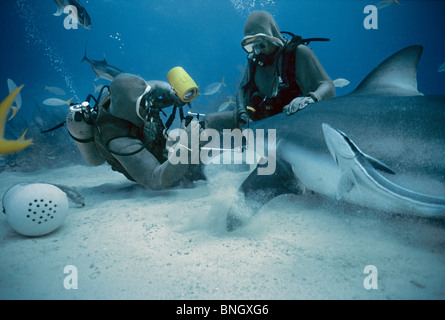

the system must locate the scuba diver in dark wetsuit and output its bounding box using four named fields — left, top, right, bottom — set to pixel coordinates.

left=234, top=11, right=335, bottom=128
